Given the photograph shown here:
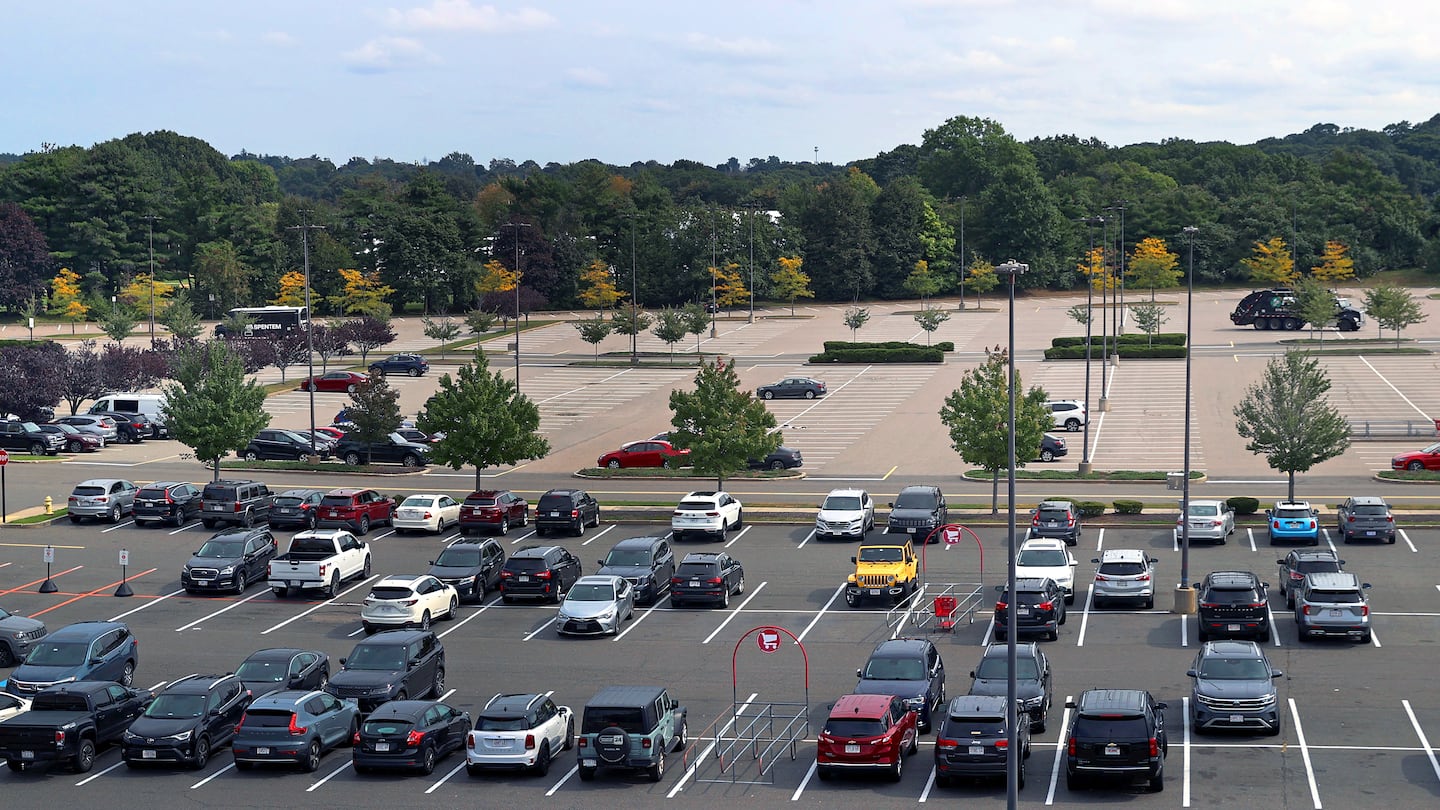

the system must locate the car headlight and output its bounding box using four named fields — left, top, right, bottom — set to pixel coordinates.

left=1022, top=696, right=1045, bottom=709
left=904, top=696, right=925, bottom=708
left=219, top=566, right=235, bottom=576
left=162, top=730, right=193, bottom=742
left=600, top=608, right=617, bottom=620
left=123, top=730, right=142, bottom=742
